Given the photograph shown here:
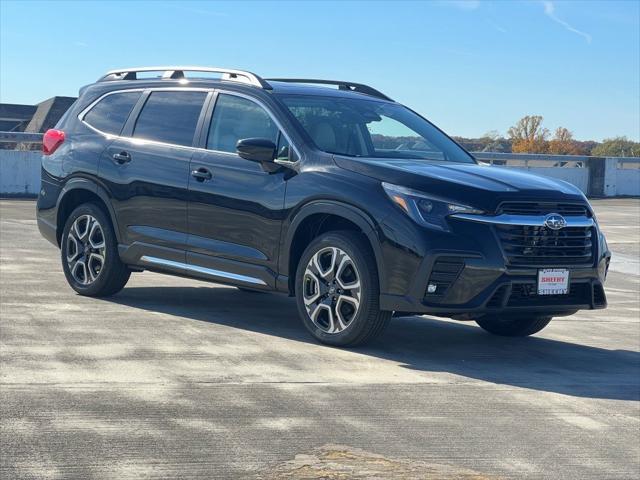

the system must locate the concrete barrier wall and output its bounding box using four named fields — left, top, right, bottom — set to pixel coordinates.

left=496, top=166, right=590, bottom=194
left=616, top=169, right=640, bottom=196
left=0, top=149, right=637, bottom=197
left=0, top=150, right=42, bottom=196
